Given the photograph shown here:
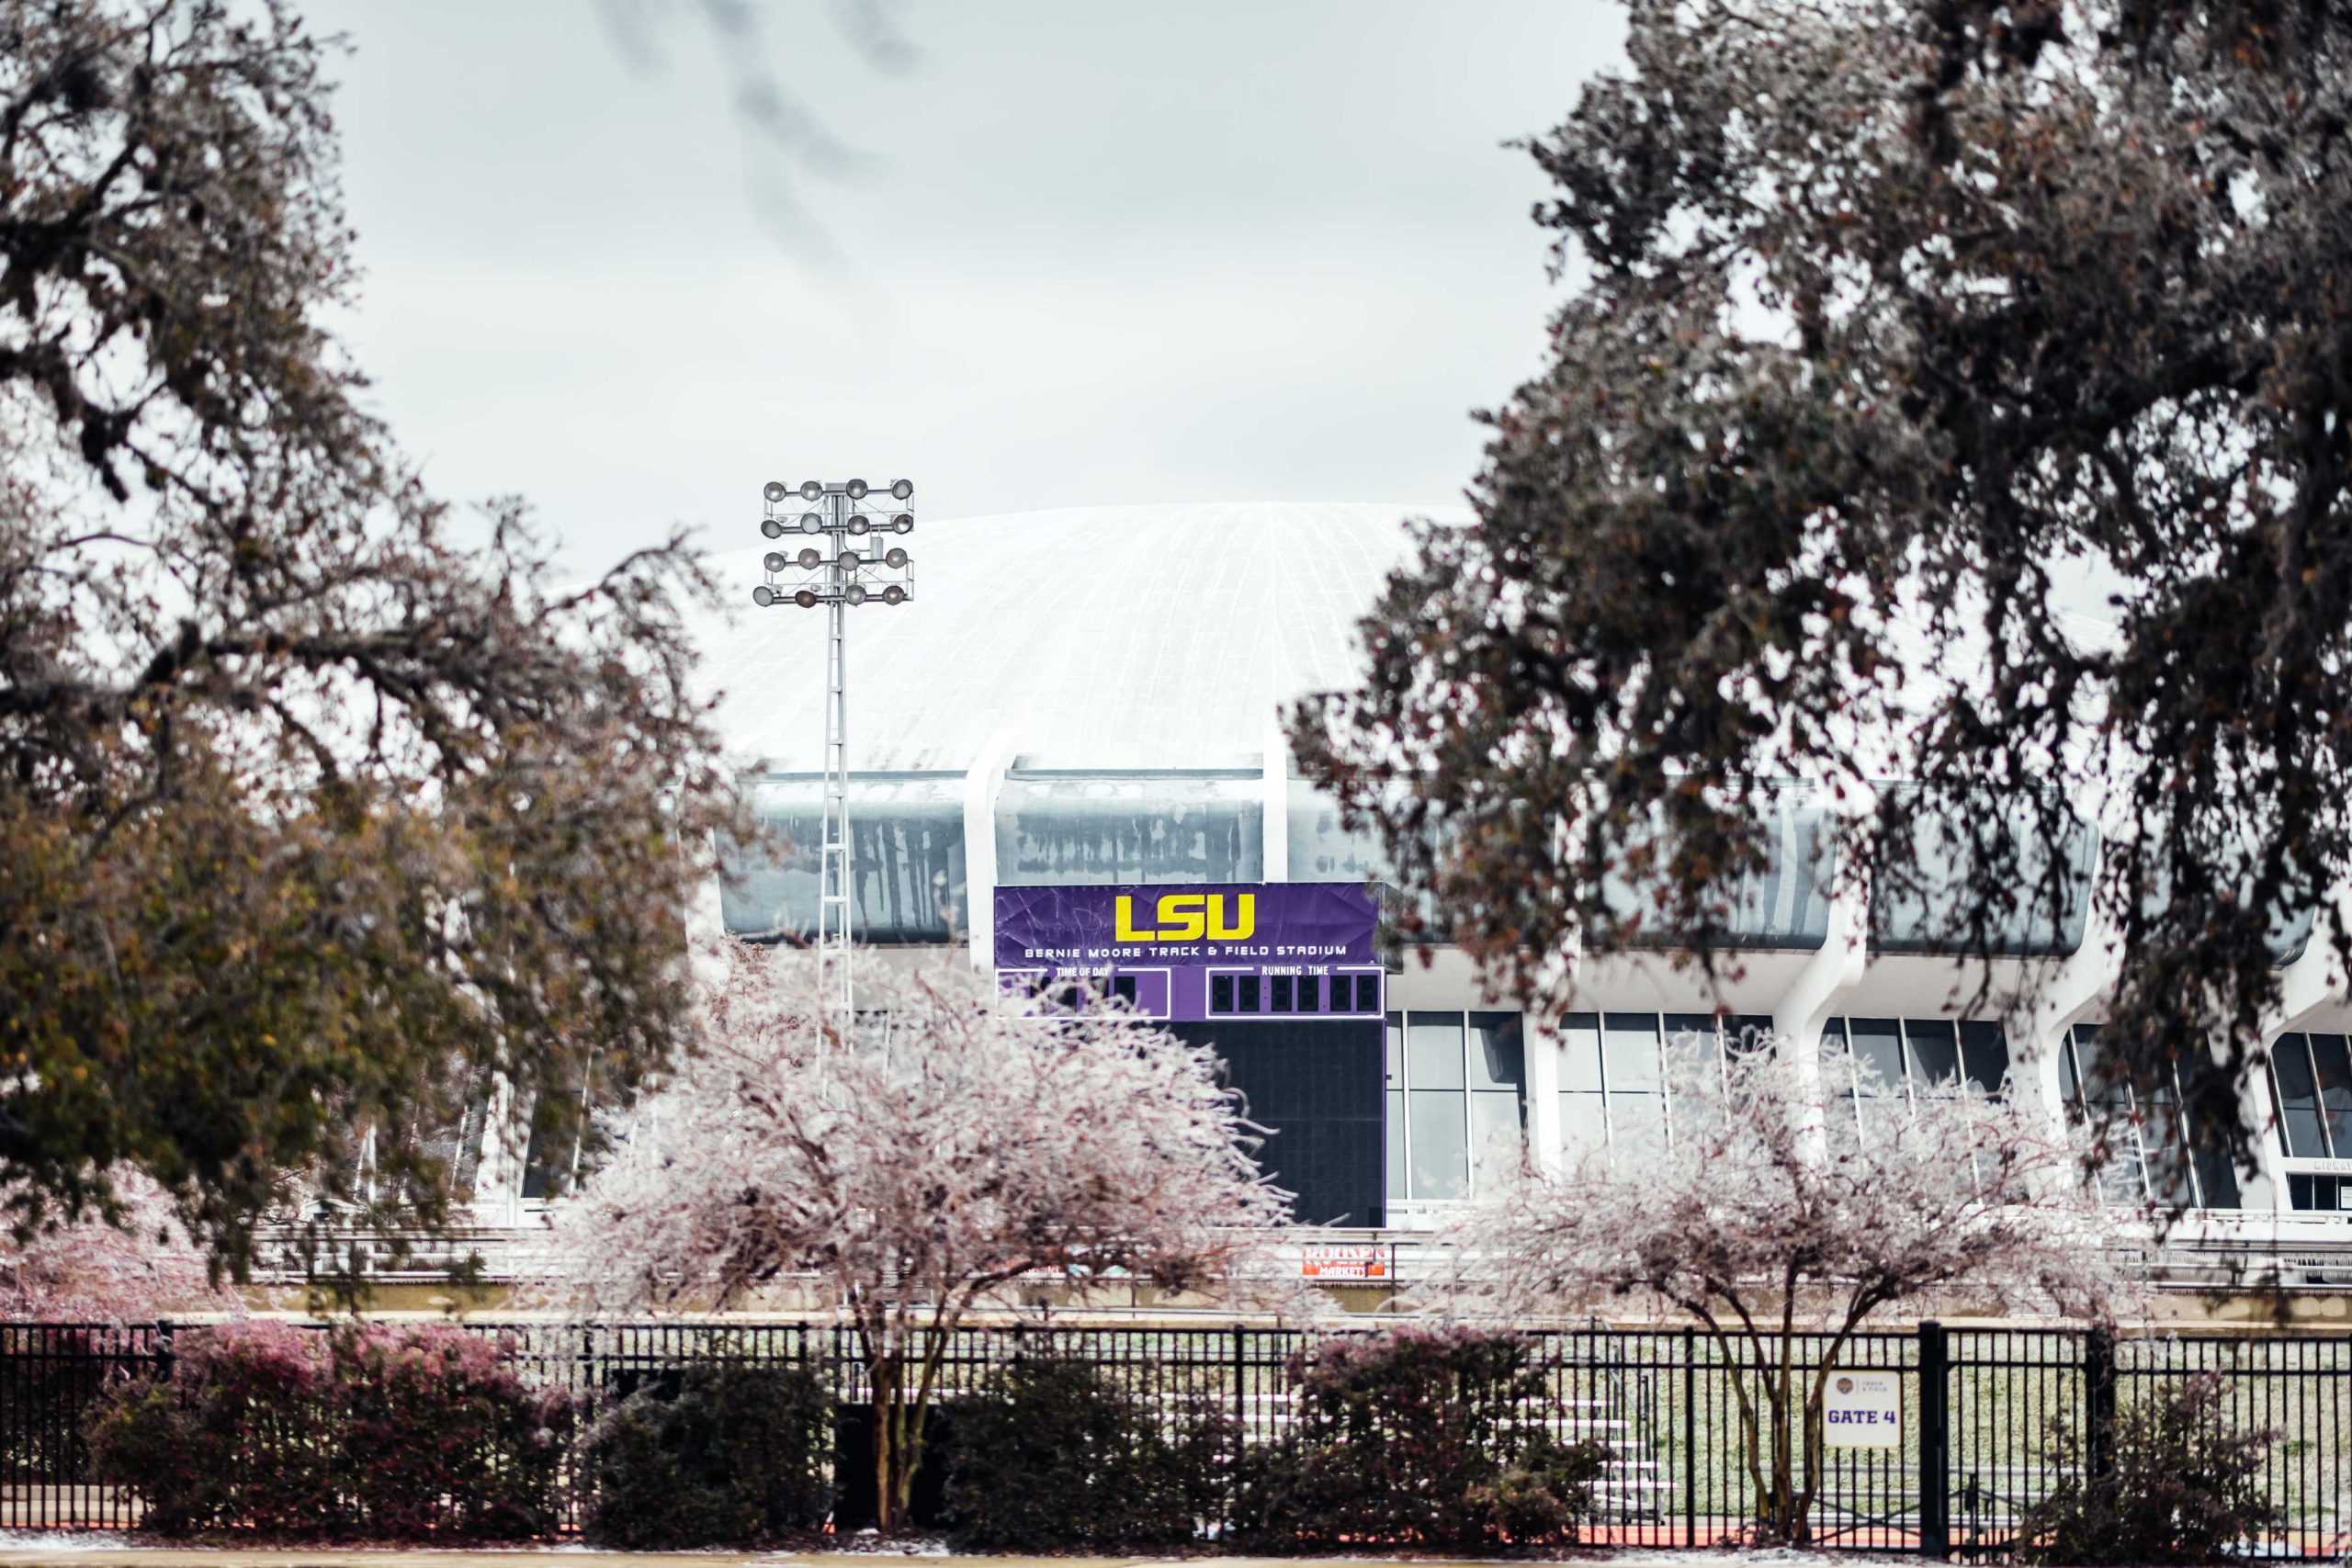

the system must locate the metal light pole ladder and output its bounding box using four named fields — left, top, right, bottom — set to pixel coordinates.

left=819, top=487, right=854, bottom=1020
